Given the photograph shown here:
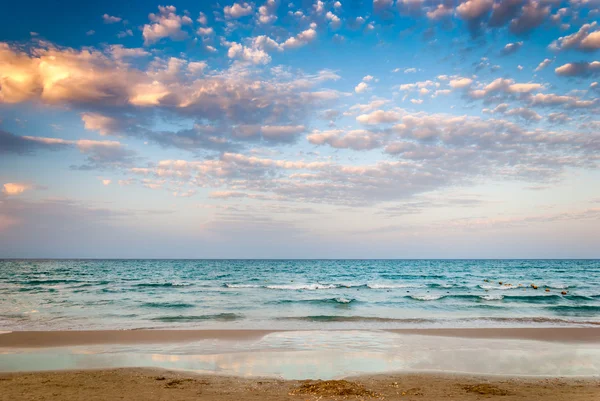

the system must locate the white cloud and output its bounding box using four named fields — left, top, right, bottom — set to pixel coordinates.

left=142, top=6, right=188, bottom=45
left=2, top=183, right=31, bottom=196
left=102, top=14, right=122, bottom=24
left=549, top=22, right=600, bottom=51
left=197, top=27, right=214, bottom=36
left=535, top=58, right=553, bottom=72
left=224, top=2, right=254, bottom=19
left=356, top=109, right=401, bottom=124
left=282, top=25, right=317, bottom=49
left=355, top=82, right=369, bottom=93
left=81, top=113, right=121, bottom=135
left=326, top=11, right=341, bottom=29
left=449, top=77, right=473, bottom=89
left=227, top=42, right=271, bottom=64
left=258, top=0, right=278, bottom=24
